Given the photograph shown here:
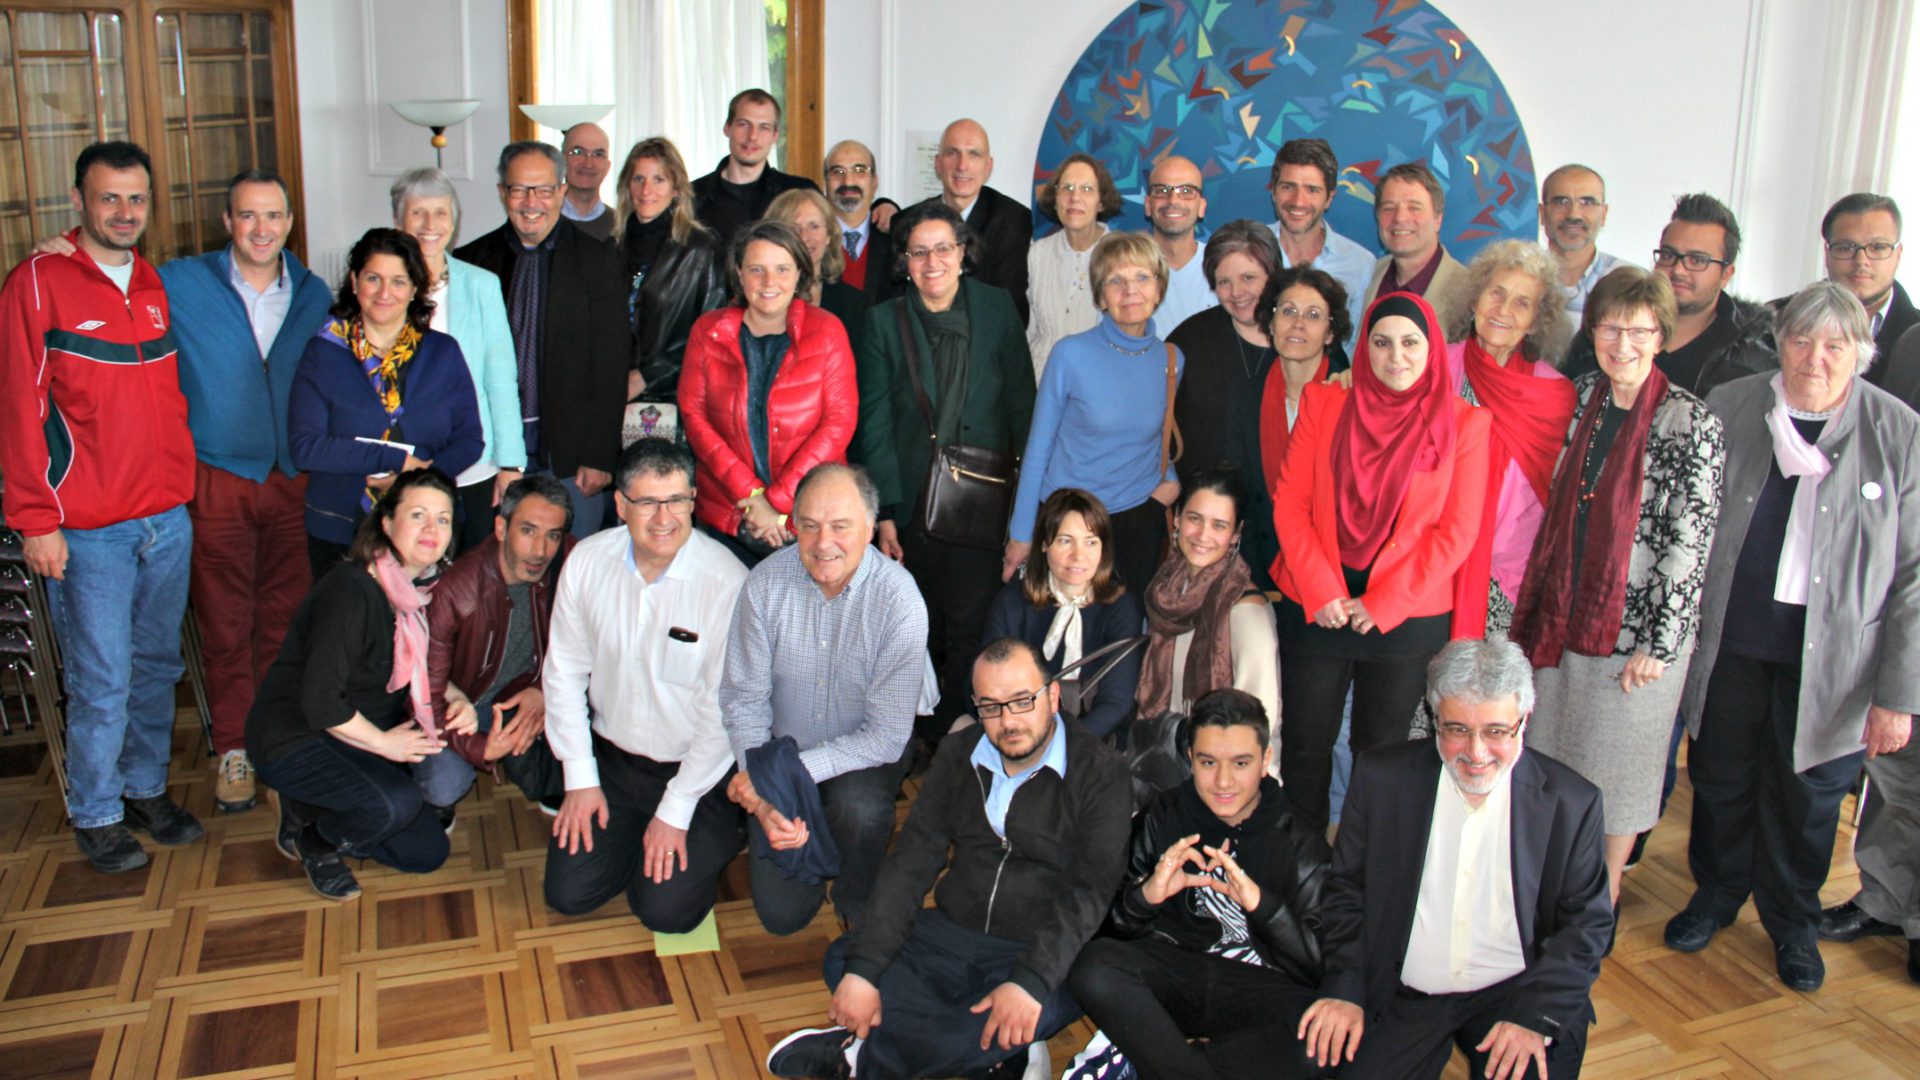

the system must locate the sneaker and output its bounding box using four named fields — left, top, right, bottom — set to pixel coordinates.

left=213, top=749, right=257, bottom=812
left=766, top=1026, right=854, bottom=1079
left=434, top=803, right=456, bottom=835
left=295, top=823, right=361, bottom=901
left=537, top=795, right=563, bottom=817
left=74, top=822, right=150, bottom=874
left=1066, top=1031, right=1137, bottom=1080
left=122, top=793, right=204, bottom=846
